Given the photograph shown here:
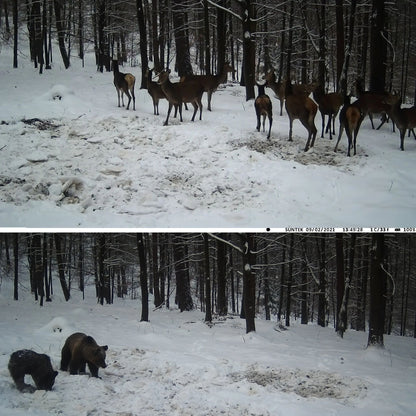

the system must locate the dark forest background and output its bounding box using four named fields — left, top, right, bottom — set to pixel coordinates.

left=1, top=1, right=415, bottom=102
left=0, top=233, right=415, bottom=348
